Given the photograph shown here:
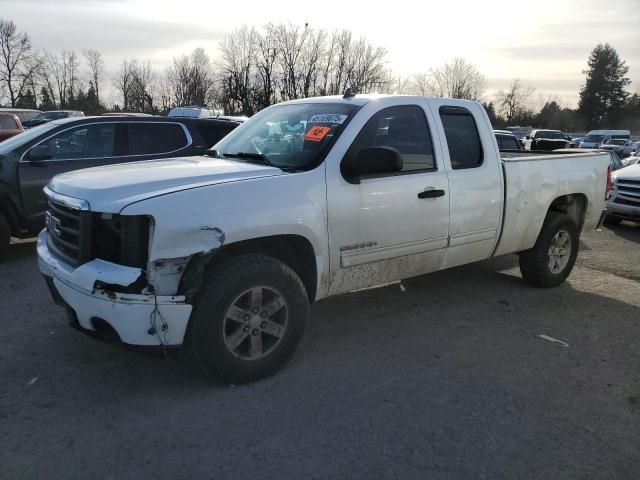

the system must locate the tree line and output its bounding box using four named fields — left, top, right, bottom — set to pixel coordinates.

left=1, top=18, right=638, bottom=132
